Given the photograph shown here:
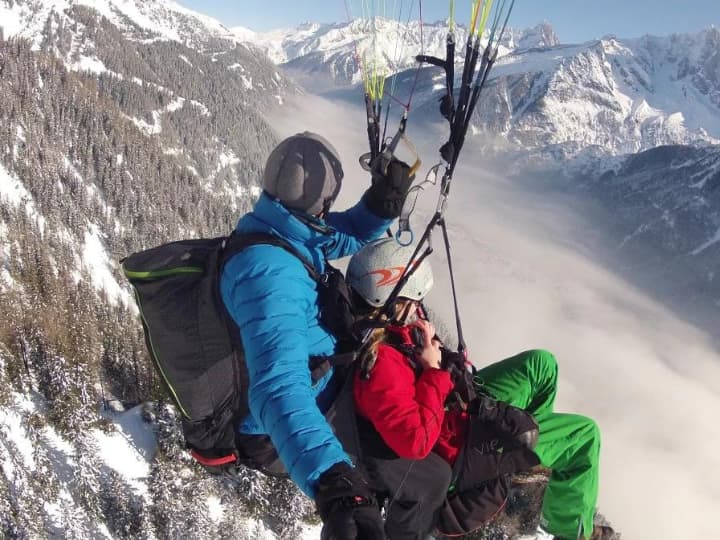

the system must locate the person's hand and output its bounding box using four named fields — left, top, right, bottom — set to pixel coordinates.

left=440, top=348, right=476, bottom=404
left=363, top=158, right=414, bottom=219
left=315, top=463, right=386, bottom=540
left=413, top=319, right=442, bottom=370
